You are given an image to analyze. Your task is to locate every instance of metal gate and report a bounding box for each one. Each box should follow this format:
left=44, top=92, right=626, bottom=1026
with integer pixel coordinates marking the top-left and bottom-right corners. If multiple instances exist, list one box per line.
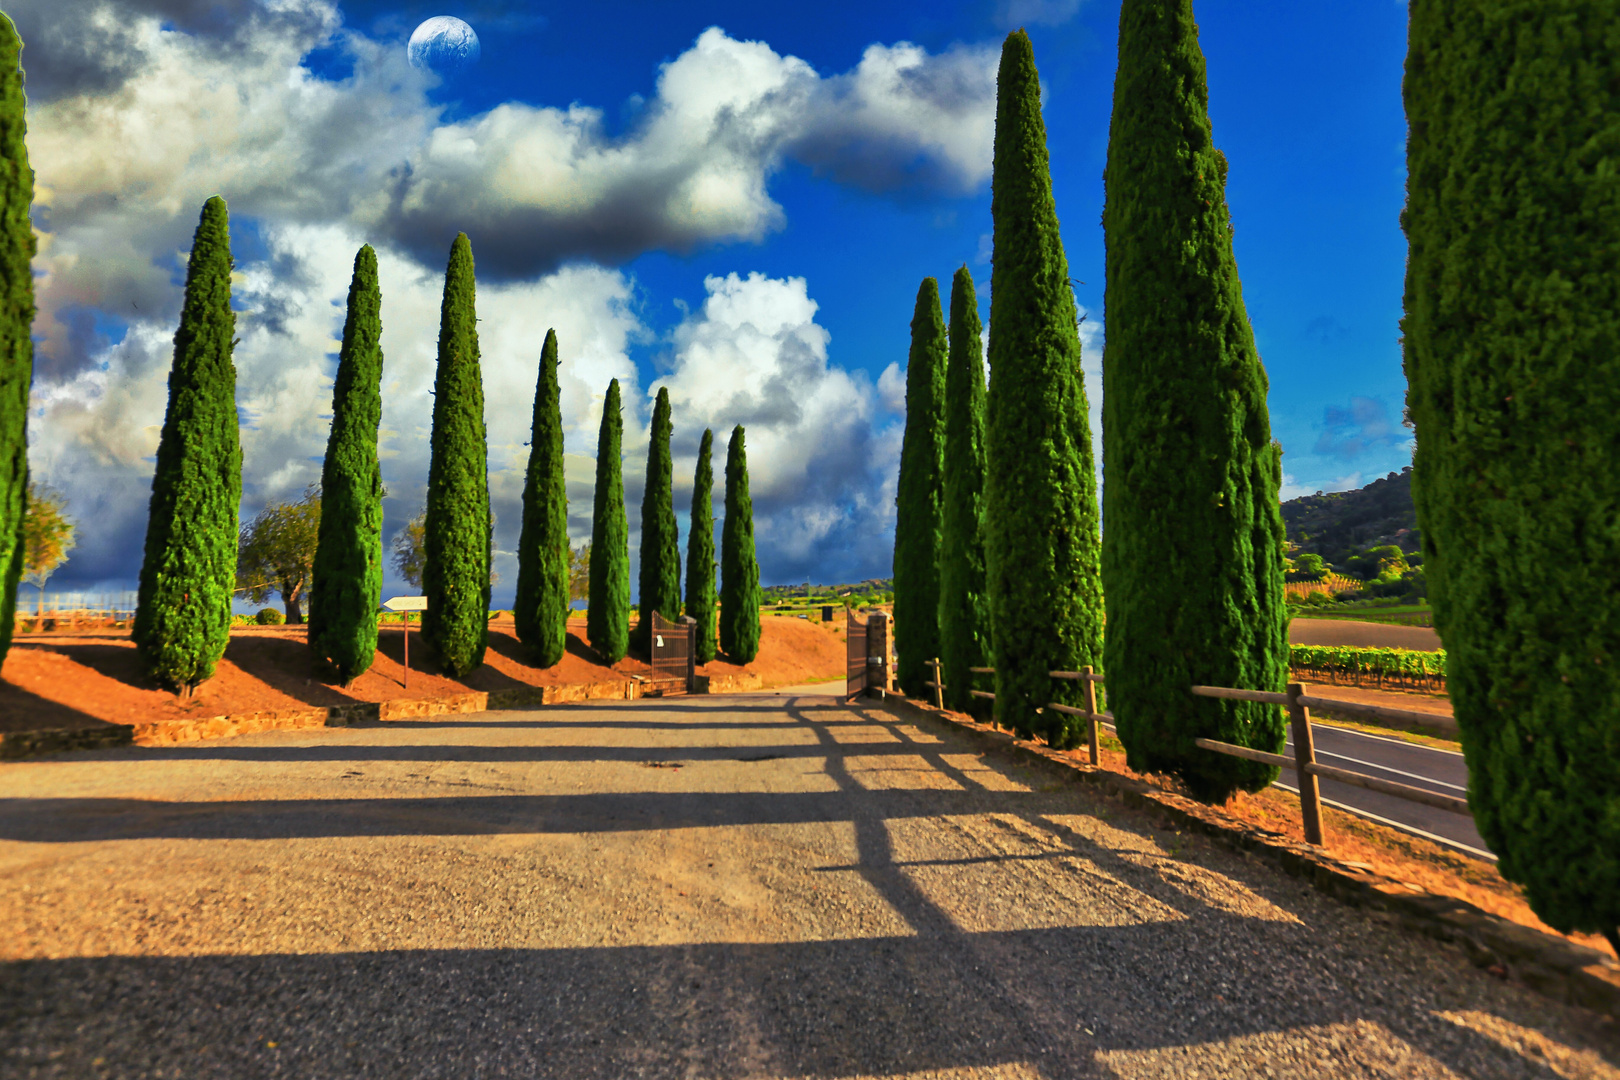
left=649, top=611, right=696, bottom=694
left=846, top=612, right=868, bottom=700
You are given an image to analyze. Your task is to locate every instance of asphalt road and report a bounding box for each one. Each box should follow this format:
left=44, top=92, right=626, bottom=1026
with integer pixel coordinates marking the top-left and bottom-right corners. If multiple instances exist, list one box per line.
left=1278, top=724, right=1488, bottom=859
left=2, top=689, right=1612, bottom=1079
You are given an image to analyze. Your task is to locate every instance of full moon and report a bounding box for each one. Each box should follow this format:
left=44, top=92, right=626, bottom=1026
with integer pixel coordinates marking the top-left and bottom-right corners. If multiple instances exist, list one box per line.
left=408, top=16, right=481, bottom=75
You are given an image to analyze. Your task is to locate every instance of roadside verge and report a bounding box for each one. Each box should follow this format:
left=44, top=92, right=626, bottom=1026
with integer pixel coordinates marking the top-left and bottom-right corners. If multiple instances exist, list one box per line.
left=867, top=689, right=1620, bottom=1021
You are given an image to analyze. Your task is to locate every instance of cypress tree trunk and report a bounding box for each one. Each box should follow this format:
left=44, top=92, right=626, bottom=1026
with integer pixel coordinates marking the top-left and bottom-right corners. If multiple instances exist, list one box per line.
left=719, top=425, right=760, bottom=663
left=983, top=31, right=1103, bottom=747
left=0, top=14, right=32, bottom=666
left=636, top=386, right=681, bottom=652
left=938, top=266, right=991, bottom=713
left=893, top=277, right=947, bottom=700
left=514, top=328, right=569, bottom=666
left=685, top=428, right=717, bottom=664
left=133, top=196, right=241, bottom=694
left=1099, top=0, right=1287, bottom=803
left=1404, top=0, right=1620, bottom=952
left=587, top=379, right=630, bottom=663
left=422, top=233, right=490, bottom=677
left=308, top=245, right=385, bottom=685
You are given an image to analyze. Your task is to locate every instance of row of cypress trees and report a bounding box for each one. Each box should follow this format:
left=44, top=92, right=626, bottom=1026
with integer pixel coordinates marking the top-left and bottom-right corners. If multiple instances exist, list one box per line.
left=893, top=4, right=1615, bottom=951
left=895, top=20, right=1284, bottom=784
left=85, top=190, right=759, bottom=691
left=583, top=377, right=760, bottom=666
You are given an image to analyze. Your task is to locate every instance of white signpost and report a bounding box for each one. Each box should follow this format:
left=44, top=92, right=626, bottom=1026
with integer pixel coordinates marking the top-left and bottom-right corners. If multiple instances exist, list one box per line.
left=382, top=596, right=428, bottom=688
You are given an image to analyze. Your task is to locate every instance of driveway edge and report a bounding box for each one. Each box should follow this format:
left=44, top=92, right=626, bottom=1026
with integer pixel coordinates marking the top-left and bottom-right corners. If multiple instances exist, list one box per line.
left=868, top=690, right=1620, bottom=1021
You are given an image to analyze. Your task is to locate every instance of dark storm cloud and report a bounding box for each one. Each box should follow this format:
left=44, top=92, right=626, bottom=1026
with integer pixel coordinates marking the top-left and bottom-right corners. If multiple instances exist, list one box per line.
left=7, top=0, right=335, bottom=102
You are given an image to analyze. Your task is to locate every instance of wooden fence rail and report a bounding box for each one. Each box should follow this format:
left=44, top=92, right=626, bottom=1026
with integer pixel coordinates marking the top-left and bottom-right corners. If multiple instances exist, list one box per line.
left=918, top=660, right=1472, bottom=849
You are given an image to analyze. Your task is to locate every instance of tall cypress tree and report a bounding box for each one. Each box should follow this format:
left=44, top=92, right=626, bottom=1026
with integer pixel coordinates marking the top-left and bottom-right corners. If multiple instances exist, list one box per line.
left=938, top=266, right=991, bottom=713
left=308, top=245, right=385, bottom=685
left=587, top=379, right=630, bottom=663
left=0, top=14, right=32, bottom=666
left=719, top=425, right=761, bottom=663
left=422, top=232, right=490, bottom=677
left=132, top=196, right=241, bottom=694
left=685, top=428, right=718, bottom=664
left=983, top=31, right=1103, bottom=747
left=893, top=277, right=947, bottom=700
left=1099, top=0, right=1286, bottom=803
left=636, top=386, right=681, bottom=652
left=514, top=328, right=569, bottom=666
left=1404, top=0, right=1620, bottom=954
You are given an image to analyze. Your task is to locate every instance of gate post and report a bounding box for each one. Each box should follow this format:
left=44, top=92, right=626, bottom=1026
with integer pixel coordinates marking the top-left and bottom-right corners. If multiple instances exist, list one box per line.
left=681, top=615, right=697, bottom=693
left=867, top=612, right=892, bottom=696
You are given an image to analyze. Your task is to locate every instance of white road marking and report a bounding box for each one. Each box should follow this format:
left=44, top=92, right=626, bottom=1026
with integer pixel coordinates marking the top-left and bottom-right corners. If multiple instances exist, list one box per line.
left=1274, top=782, right=1497, bottom=862
left=1311, top=721, right=1465, bottom=758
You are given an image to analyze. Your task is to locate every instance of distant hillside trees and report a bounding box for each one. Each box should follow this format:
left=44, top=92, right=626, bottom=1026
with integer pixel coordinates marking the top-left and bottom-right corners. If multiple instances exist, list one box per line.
left=637, top=387, right=681, bottom=651
left=983, top=31, right=1103, bottom=747
left=1281, top=467, right=1418, bottom=566
left=937, top=266, right=990, bottom=713
left=685, top=429, right=718, bottom=664
left=133, top=196, right=242, bottom=695
left=422, top=233, right=490, bottom=677
left=308, top=245, right=385, bottom=683
left=893, top=277, right=946, bottom=700
left=514, top=329, right=569, bottom=667
left=720, top=425, right=761, bottom=663
left=587, top=379, right=630, bottom=663
left=1100, top=0, right=1286, bottom=803
left=1403, top=0, right=1620, bottom=957
left=0, top=14, right=32, bottom=665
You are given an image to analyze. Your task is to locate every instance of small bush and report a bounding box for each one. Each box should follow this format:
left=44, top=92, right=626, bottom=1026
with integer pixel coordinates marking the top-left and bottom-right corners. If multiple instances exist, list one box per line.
left=255, top=608, right=285, bottom=625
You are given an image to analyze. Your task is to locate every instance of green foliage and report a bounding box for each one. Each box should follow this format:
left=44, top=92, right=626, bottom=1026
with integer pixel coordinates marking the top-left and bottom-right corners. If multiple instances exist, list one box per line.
left=1294, top=553, right=1327, bottom=580
left=719, top=425, right=761, bottom=663
left=238, top=486, right=321, bottom=624
left=20, top=483, right=74, bottom=613
left=893, top=277, right=947, bottom=699
left=938, top=266, right=991, bottom=713
left=685, top=428, right=718, bottom=664
left=391, top=510, right=426, bottom=590
left=308, top=246, right=385, bottom=682
left=422, top=233, right=490, bottom=677
left=514, top=329, right=570, bottom=666
left=569, top=542, right=590, bottom=603
left=637, top=386, right=681, bottom=651
left=587, top=379, right=630, bottom=663
left=1290, top=644, right=1446, bottom=686
left=1098, top=0, right=1287, bottom=802
left=983, top=31, right=1104, bottom=747
left=255, top=607, right=285, bottom=626
left=133, top=197, right=241, bottom=693
left=1403, top=0, right=1620, bottom=947
left=0, top=14, right=32, bottom=665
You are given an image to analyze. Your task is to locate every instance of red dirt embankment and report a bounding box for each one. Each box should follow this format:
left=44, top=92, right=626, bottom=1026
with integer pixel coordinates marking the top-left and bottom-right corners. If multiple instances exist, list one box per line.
left=0, top=615, right=846, bottom=734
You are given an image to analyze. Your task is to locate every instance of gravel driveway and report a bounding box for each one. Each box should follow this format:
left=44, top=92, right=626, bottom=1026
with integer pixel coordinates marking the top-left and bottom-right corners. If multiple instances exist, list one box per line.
left=2, top=688, right=1615, bottom=1079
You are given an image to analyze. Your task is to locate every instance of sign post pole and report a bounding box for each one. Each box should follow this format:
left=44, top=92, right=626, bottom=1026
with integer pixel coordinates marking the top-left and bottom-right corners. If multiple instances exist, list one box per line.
left=382, top=596, right=430, bottom=691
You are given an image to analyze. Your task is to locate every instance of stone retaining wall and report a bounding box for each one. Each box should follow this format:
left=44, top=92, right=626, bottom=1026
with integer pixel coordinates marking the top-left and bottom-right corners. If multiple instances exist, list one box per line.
left=869, top=690, right=1620, bottom=1021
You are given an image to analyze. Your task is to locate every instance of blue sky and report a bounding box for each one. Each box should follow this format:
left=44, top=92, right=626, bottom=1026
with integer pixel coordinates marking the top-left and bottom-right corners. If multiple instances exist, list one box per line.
left=14, top=0, right=1414, bottom=604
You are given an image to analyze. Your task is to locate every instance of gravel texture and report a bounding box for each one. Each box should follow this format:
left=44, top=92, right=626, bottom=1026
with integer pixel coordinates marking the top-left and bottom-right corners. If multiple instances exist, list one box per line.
left=1, top=688, right=1617, bottom=1079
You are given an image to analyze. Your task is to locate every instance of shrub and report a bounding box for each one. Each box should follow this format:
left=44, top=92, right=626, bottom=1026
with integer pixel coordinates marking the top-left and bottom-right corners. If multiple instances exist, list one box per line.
left=255, top=608, right=284, bottom=625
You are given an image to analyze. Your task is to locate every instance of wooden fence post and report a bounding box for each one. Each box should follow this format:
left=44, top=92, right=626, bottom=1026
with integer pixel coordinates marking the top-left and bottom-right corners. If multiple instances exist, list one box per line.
left=1082, top=666, right=1100, bottom=766
left=931, top=657, right=944, bottom=710
left=1288, top=681, right=1325, bottom=846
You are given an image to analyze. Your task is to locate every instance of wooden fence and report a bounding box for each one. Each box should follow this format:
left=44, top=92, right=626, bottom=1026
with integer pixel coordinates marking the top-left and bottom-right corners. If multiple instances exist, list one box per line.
left=920, top=660, right=1468, bottom=848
